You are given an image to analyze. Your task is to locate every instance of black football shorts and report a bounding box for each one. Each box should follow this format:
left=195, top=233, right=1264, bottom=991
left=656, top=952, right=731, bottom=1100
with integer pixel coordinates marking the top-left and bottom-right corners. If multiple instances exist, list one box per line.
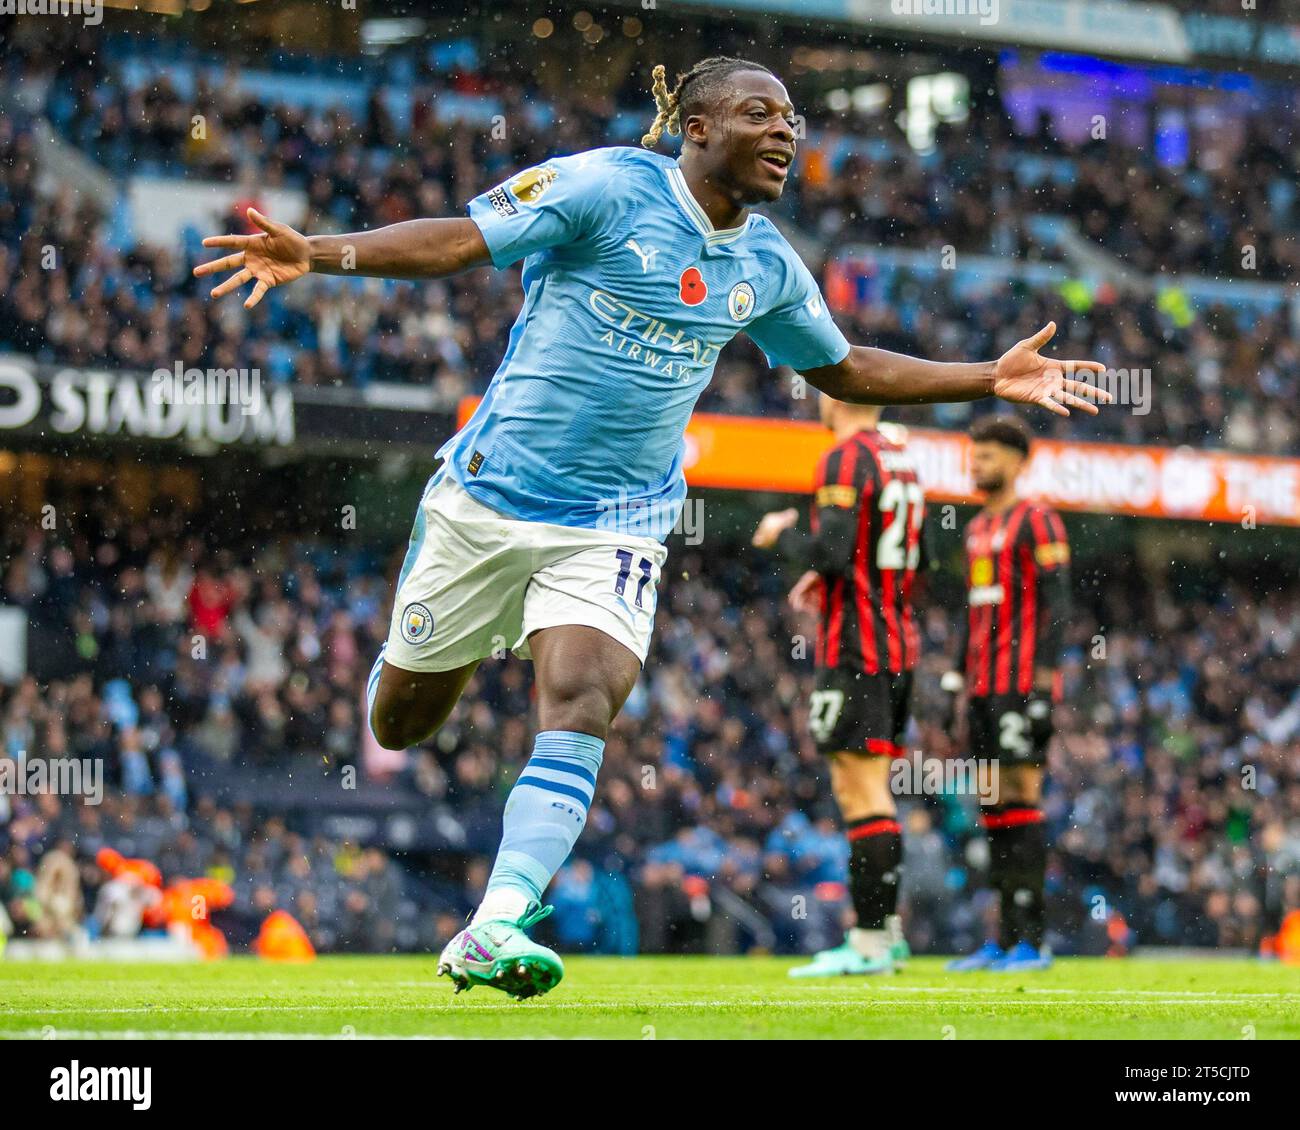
left=968, top=693, right=1053, bottom=768
left=810, top=667, right=913, bottom=757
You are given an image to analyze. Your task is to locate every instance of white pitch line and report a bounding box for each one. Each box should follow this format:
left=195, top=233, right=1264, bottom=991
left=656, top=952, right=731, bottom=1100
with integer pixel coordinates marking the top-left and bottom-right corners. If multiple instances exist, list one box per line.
left=0, top=1029, right=460, bottom=1041
left=867, top=986, right=1293, bottom=998
left=6, top=996, right=1290, bottom=1018
left=11, top=983, right=1290, bottom=1003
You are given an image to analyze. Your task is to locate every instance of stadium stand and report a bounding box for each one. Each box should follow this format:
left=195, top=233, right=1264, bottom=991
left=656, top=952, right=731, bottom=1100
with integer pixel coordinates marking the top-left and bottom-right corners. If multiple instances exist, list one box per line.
left=2, top=500, right=1297, bottom=955
left=2, top=20, right=1298, bottom=959
left=3, top=32, right=1298, bottom=452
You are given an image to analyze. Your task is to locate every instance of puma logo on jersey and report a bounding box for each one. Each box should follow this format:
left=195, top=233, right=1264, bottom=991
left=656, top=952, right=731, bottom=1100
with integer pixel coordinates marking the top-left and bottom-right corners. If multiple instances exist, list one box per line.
left=625, top=239, right=659, bottom=273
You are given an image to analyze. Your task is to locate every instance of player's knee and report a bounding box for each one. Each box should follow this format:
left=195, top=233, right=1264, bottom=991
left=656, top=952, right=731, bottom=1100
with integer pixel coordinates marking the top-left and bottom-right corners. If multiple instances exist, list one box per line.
left=1000, top=766, right=1042, bottom=806
left=369, top=666, right=468, bottom=750
left=369, top=701, right=433, bottom=751
left=369, top=711, right=407, bottom=751
left=831, top=754, right=895, bottom=818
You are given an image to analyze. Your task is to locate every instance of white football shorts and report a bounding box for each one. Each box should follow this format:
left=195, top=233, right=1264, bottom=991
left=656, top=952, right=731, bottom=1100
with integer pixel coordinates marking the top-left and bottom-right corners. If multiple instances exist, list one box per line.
left=381, top=473, right=667, bottom=672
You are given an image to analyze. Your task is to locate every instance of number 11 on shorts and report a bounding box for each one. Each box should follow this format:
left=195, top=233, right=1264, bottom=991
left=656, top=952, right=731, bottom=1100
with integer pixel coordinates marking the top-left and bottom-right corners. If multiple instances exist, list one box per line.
left=614, top=549, right=653, bottom=608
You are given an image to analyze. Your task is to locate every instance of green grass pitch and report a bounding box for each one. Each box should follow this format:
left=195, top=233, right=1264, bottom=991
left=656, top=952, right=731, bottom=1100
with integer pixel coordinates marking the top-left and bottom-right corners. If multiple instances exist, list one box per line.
left=2, top=956, right=1297, bottom=1040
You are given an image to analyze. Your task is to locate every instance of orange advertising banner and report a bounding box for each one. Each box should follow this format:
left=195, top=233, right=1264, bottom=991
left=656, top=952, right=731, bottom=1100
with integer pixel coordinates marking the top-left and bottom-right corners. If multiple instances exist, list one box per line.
left=456, top=399, right=1300, bottom=526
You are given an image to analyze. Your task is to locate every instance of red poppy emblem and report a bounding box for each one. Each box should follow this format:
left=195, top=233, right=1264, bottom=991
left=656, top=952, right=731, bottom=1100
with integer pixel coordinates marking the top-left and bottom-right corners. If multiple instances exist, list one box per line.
left=679, top=266, right=708, bottom=306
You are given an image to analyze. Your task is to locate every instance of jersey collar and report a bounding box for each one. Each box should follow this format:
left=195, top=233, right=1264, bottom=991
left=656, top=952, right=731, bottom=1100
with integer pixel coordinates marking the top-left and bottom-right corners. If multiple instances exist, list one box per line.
left=666, top=165, right=752, bottom=247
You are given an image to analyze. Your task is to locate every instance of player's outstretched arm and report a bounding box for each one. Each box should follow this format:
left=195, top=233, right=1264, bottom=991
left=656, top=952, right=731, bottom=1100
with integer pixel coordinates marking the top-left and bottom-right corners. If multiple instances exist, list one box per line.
left=801, top=322, right=1111, bottom=417
left=193, top=208, right=491, bottom=309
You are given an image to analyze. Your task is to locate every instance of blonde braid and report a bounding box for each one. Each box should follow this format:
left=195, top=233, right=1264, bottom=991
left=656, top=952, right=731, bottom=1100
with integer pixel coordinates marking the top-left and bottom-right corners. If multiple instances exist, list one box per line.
left=640, top=63, right=683, bottom=149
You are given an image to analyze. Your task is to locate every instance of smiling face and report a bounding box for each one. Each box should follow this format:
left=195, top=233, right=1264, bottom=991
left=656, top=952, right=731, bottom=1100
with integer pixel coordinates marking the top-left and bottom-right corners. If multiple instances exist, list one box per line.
left=681, top=69, right=796, bottom=205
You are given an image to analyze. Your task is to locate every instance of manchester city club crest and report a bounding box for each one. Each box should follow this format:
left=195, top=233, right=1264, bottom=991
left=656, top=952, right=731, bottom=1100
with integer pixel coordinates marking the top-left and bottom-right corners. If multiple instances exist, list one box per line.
left=400, top=602, right=435, bottom=645
left=727, top=281, right=756, bottom=322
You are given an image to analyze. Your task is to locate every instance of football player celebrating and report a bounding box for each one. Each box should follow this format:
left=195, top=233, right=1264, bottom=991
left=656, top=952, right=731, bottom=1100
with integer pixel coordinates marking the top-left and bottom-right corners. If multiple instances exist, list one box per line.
left=196, top=58, right=1107, bottom=998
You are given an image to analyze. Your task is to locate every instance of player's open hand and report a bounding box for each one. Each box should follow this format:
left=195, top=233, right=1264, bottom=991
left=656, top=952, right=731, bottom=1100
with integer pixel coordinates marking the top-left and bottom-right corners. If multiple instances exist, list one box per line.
left=192, top=208, right=311, bottom=309
left=993, top=322, right=1111, bottom=417
left=787, top=569, right=823, bottom=615
left=752, top=507, right=798, bottom=549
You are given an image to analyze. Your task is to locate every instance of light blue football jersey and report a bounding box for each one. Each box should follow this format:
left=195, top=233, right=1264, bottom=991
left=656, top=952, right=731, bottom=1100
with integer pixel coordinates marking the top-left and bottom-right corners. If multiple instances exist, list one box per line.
left=440, top=146, right=850, bottom=541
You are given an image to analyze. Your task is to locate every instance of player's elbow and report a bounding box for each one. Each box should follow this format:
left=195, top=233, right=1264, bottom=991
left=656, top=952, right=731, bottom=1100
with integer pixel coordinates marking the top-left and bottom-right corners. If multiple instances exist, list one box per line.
left=800, top=357, right=852, bottom=400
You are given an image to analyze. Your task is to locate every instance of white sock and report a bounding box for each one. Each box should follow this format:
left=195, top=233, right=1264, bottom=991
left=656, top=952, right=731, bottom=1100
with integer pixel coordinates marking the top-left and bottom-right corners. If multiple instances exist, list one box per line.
left=848, top=927, right=890, bottom=960
left=471, top=888, right=530, bottom=926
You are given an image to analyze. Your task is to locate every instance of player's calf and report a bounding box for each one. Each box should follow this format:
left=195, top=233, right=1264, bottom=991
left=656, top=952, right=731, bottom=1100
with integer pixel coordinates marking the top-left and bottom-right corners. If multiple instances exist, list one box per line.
left=464, top=627, right=635, bottom=929
left=441, top=625, right=641, bottom=998
left=826, top=750, right=908, bottom=968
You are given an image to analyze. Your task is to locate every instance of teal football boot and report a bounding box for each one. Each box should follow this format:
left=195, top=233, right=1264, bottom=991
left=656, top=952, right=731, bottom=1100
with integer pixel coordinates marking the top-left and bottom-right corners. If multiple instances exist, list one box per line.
left=886, top=915, right=911, bottom=966
left=789, top=938, right=895, bottom=977
left=437, top=902, right=563, bottom=1000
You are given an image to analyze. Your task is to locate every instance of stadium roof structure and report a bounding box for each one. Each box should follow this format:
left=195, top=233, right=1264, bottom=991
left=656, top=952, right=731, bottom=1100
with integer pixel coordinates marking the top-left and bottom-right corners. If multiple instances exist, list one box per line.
left=599, top=0, right=1300, bottom=74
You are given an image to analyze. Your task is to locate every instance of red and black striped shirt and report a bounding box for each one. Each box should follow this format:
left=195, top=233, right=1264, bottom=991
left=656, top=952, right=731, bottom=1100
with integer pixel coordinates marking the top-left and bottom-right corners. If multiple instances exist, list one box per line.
left=959, top=500, right=1070, bottom=697
left=801, top=428, right=927, bottom=676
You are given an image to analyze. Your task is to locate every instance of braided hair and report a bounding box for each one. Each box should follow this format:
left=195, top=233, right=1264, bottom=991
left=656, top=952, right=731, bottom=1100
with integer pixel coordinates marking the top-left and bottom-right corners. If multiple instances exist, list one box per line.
left=640, top=56, right=775, bottom=149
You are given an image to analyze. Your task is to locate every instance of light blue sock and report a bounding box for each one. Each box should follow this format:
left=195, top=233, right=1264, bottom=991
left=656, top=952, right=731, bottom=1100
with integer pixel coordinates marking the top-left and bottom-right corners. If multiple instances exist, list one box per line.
left=478, top=731, right=605, bottom=917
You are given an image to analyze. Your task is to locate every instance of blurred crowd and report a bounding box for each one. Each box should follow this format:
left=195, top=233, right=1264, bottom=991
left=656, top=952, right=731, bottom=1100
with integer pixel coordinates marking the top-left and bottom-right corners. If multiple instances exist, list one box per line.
left=1, top=32, right=1298, bottom=452
left=0, top=804, right=426, bottom=956
left=2, top=25, right=1298, bottom=958
left=2, top=500, right=1298, bottom=956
